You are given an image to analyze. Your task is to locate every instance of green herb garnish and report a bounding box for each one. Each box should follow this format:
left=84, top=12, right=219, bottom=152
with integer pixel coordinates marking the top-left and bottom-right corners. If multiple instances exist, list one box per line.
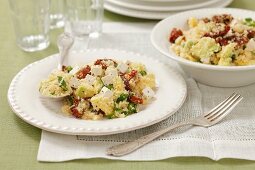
left=244, top=18, right=255, bottom=27
left=140, top=70, right=147, bottom=76
left=57, top=76, right=68, bottom=91
left=116, top=93, right=129, bottom=103
left=114, top=107, right=129, bottom=116
left=106, top=84, right=114, bottom=90
left=128, top=103, right=137, bottom=114
left=106, top=113, right=116, bottom=119
left=50, top=91, right=55, bottom=95
left=67, top=96, right=74, bottom=105
left=231, top=54, right=236, bottom=60
left=66, top=66, right=73, bottom=73
left=245, top=18, right=253, bottom=22
left=114, top=107, right=122, bottom=112
left=122, top=111, right=128, bottom=115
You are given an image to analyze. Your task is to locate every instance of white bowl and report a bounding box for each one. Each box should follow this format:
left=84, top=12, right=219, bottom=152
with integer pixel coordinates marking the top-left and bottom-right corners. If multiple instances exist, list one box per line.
left=151, top=8, right=255, bottom=87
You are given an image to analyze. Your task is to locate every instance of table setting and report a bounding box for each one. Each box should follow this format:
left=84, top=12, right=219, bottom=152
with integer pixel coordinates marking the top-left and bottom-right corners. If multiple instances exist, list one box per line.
left=2, top=0, right=255, bottom=169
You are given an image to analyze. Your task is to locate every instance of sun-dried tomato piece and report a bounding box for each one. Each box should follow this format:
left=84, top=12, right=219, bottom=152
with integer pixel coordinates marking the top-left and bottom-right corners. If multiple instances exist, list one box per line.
left=121, top=70, right=138, bottom=91
left=169, top=28, right=183, bottom=43
left=234, top=36, right=249, bottom=46
left=129, top=96, right=143, bottom=104
left=216, top=37, right=229, bottom=46
left=204, top=25, right=230, bottom=39
left=94, top=59, right=107, bottom=69
left=73, top=98, right=80, bottom=107
left=212, top=14, right=233, bottom=24
left=94, top=59, right=101, bottom=65
left=123, top=79, right=131, bottom=91
left=76, top=65, right=91, bottom=79
left=108, top=59, right=118, bottom=67
left=203, top=33, right=211, bottom=38
left=120, top=73, right=132, bottom=91
left=61, top=65, right=66, bottom=72
left=216, top=34, right=249, bottom=47
left=202, top=18, right=210, bottom=23
left=70, top=107, right=83, bottom=118
left=247, top=30, right=255, bottom=39
left=219, top=25, right=230, bottom=36
left=124, top=70, right=137, bottom=81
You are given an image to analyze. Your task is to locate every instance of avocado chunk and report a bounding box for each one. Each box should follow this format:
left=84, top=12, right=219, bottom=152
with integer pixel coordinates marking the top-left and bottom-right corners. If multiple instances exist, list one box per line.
left=218, top=43, right=236, bottom=66
left=75, top=84, right=96, bottom=98
left=191, top=37, right=221, bottom=63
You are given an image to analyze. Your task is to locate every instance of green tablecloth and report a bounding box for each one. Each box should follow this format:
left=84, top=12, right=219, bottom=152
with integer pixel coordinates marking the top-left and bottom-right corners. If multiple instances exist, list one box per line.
left=1, top=0, right=255, bottom=169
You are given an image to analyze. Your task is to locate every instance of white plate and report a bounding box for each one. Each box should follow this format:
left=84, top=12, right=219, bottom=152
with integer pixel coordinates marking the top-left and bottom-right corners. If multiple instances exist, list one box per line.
left=106, top=0, right=219, bottom=12
left=104, top=0, right=233, bottom=20
left=8, top=49, right=187, bottom=135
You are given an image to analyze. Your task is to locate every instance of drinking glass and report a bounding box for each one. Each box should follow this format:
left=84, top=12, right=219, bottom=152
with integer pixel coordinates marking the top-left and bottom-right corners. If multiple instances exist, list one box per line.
left=50, top=0, right=66, bottom=29
left=66, top=0, right=104, bottom=39
left=9, top=0, right=50, bottom=52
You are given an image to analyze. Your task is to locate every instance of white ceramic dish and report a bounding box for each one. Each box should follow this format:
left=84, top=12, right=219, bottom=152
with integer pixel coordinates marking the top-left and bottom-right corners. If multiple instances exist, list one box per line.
left=151, top=8, right=255, bottom=87
left=104, top=0, right=232, bottom=20
left=106, top=0, right=219, bottom=12
left=8, top=49, right=187, bottom=135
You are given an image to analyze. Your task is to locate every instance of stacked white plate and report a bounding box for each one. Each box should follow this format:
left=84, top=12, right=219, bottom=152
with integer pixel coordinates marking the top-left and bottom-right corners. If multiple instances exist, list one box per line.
left=104, top=0, right=233, bottom=20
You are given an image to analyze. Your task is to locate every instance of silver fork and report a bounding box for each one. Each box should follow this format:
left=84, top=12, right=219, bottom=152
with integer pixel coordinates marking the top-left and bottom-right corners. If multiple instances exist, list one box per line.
left=107, top=92, right=243, bottom=156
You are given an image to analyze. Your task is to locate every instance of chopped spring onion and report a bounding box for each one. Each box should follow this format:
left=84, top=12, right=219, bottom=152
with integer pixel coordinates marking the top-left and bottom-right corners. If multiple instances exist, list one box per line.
left=116, top=93, right=129, bottom=103
left=57, top=76, right=68, bottom=91
left=244, top=18, right=255, bottom=27
left=106, top=84, right=114, bottom=90
left=140, top=70, right=147, bottom=76
left=66, top=66, right=73, bottom=73
left=128, top=103, right=137, bottom=114
left=245, top=18, right=252, bottom=22
left=67, top=96, right=74, bottom=105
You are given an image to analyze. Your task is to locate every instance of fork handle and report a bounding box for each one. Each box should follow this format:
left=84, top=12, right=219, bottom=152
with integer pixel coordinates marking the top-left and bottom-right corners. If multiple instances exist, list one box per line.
left=106, top=121, right=191, bottom=156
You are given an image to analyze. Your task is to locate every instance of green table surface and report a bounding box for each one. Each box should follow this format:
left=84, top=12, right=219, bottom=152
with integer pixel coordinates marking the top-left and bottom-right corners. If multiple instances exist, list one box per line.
left=1, top=0, right=255, bottom=169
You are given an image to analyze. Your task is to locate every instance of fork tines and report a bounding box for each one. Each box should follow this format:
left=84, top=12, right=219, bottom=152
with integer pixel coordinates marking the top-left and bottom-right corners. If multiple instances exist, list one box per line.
left=204, top=93, right=243, bottom=122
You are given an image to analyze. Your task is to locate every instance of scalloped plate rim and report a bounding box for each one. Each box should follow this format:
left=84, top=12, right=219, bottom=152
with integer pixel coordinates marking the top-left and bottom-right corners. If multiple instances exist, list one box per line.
left=7, top=48, right=187, bottom=136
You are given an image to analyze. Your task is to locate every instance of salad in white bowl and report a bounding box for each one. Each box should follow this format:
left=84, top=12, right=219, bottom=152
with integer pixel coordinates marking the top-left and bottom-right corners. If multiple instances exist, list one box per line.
left=151, top=8, right=255, bottom=87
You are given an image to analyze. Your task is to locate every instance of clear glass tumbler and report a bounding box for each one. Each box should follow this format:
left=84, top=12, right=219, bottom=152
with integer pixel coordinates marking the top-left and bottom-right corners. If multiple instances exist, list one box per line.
left=50, top=0, right=66, bottom=29
left=66, top=0, right=104, bottom=39
left=9, top=0, right=50, bottom=52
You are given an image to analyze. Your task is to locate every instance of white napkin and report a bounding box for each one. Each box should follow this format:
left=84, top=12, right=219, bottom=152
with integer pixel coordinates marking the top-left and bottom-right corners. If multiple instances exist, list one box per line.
left=38, top=23, right=255, bottom=162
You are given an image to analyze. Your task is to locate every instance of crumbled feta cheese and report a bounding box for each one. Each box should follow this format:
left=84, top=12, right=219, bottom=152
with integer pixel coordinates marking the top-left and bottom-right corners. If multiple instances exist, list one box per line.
left=124, top=60, right=131, bottom=65
left=142, top=87, right=155, bottom=99
left=69, top=77, right=81, bottom=88
left=225, top=29, right=234, bottom=37
left=117, top=62, right=128, bottom=73
left=84, top=75, right=96, bottom=85
left=91, top=65, right=103, bottom=76
left=155, top=80, right=159, bottom=88
left=101, top=75, right=114, bottom=85
left=100, top=87, right=113, bottom=98
left=230, top=19, right=239, bottom=27
left=105, top=67, right=118, bottom=77
left=104, top=60, right=115, bottom=67
left=69, top=66, right=80, bottom=75
left=100, top=87, right=108, bottom=93
left=201, top=57, right=210, bottom=64
left=246, top=38, right=255, bottom=51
